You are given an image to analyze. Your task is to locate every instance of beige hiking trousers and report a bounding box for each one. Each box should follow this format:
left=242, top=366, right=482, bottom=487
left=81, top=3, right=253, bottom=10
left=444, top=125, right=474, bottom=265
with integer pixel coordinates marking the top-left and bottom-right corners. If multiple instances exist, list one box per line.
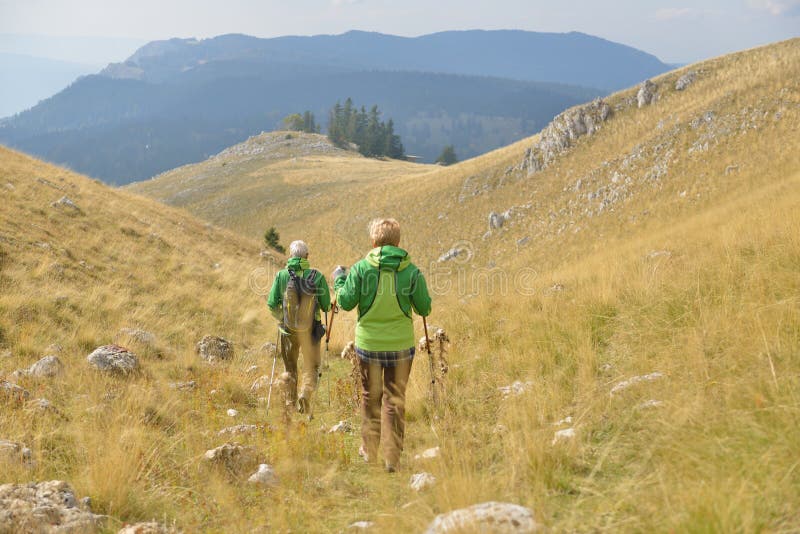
left=280, top=329, right=321, bottom=405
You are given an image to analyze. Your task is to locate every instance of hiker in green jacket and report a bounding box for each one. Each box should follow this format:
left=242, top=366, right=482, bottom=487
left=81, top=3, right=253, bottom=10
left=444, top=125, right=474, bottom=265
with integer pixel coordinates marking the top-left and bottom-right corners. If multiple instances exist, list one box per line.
left=268, top=240, right=331, bottom=415
left=333, top=218, right=432, bottom=472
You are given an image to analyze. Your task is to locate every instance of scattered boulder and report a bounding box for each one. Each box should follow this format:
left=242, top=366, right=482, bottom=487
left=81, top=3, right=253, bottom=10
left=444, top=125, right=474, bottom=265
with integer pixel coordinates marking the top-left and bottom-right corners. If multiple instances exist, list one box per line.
left=203, top=443, right=258, bottom=472
left=610, top=372, right=665, bottom=396
left=414, top=447, right=441, bottom=461
left=50, top=196, right=82, bottom=213
left=340, top=341, right=356, bottom=360
left=218, top=424, right=258, bottom=436
left=0, top=439, right=32, bottom=464
left=409, top=472, right=436, bottom=491
left=348, top=521, right=375, bottom=530
left=196, top=336, right=233, bottom=363
left=637, top=80, right=658, bottom=108
left=328, top=420, right=352, bottom=434
left=0, top=380, right=30, bottom=403
left=118, top=522, right=179, bottom=534
left=247, top=464, right=278, bottom=487
left=488, top=211, right=511, bottom=230
left=521, top=99, right=611, bottom=175
left=551, top=428, right=576, bottom=446
left=497, top=380, right=533, bottom=399
left=168, top=380, right=196, bottom=391
left=424, top=502, right=539, bottom=533
left=675, top=71, right=696, bottom=91
left=0, top=480, right=104, bottom=532
left=86, top=345, right=139, bottom=375
left=26, top=355, right=65, bottom=378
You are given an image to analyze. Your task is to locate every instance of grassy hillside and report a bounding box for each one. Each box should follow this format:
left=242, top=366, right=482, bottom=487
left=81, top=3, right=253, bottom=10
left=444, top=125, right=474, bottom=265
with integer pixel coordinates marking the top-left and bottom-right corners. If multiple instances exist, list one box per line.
left=3, top=38, right=800, bottom=532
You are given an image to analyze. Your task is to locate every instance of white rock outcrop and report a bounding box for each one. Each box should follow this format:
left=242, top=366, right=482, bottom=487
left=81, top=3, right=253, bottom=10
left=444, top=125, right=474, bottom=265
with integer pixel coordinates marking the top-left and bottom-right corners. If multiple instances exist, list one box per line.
left=196, top=335, right=233, bottom=362
left=87, top=345, right=139, bottom=374
left=247, top=464, right=279, bottom=487
left=424, top=502, right=539, bottom=533
left=637, top=80, right=658, bottom=107
left=0, top=480, right=105, bottom=532
left=409, top=472, right=436, bottom=491
left=610, top=372, right=665, bottom=396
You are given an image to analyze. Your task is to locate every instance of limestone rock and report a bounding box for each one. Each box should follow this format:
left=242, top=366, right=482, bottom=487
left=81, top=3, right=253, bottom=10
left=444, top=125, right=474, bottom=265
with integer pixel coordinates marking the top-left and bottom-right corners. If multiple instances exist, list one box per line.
left=118, top=522, right=179, bottom=534
left=0, top=439, right=32, bottom=463
left=203, top=443, right=258, bottom=471
left=86, top=345, right=139, bottom=374
left=0, top=480, right=105, bottom=532
left=637, top=80, right=658, bottom=108
left=551, top=428, right=576, bottom=445
left=675, top=71, right=697, bottom=91
left=27, top=355, right=65, bottom=378
left=497, top=380, right=533, bottom=399
left=414, top=446, right=440, bottom=461
left=488, top=210, right=510, bottom=230
left=218, top=424, right=258, bottom=436
left=50, top=196, right=81, bottom=212
left=196, top=335, right=233, bottom=363
left=424, top=502, right=539, bottom=533
left=0, top=380, right=31, bottom=402
left=610, top=372, right=665, bottom=396
left=521, top=99, right=611, bottom=175
left=168, top=380, right=196, bottom=391
left=226, top=408, right=239, bottom=417
left=247, top=464, right=278, bottom=487
left=409, top=472, right=436, bottom=491
left=328, top=420, right=352, bottom=434
left=348, top=521, right=375, bottom=530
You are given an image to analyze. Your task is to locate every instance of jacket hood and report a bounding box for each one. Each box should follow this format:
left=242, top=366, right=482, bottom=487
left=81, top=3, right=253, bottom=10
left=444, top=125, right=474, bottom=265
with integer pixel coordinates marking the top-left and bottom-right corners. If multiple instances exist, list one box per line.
left=286, top=257, right=310, bottom=271
left=365, top=246, right=411, bottom=271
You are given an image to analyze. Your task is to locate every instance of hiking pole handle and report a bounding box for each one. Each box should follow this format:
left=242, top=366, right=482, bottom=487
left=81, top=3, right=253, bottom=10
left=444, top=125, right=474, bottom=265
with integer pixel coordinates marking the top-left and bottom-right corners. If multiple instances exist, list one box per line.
left=423, top=316, right=432, bottom=355
left=325, top=300, right=338, bottom=344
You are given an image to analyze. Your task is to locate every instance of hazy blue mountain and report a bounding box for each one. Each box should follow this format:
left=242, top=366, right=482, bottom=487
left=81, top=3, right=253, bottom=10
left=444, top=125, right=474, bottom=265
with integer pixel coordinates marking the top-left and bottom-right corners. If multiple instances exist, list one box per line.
left=0, top=53, right=99, bottom=118
left=0, top=30, right=670, bottom=184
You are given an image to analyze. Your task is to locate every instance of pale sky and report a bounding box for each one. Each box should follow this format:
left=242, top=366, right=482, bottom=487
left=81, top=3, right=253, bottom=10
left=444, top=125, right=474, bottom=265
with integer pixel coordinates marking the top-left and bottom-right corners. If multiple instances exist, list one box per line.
left=0, top=0, right=798, bottom=64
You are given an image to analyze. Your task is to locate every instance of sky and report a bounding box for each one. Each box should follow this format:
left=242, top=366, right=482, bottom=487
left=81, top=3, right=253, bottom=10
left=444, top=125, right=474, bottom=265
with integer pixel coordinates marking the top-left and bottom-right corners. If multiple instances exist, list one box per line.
left=0, top=0, right=798, bottom=64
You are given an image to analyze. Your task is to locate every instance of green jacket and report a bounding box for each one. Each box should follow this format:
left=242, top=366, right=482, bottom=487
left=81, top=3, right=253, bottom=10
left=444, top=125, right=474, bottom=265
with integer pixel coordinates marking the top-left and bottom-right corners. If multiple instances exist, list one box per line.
left=268, top=257, right=331, bottom=322
left=334, top=246, right=432, bottom=351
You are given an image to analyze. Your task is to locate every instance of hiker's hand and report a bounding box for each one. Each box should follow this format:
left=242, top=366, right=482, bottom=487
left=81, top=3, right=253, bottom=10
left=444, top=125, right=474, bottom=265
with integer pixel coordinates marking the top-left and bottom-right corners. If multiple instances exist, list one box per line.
left=332, top=265, right=347, bottom=281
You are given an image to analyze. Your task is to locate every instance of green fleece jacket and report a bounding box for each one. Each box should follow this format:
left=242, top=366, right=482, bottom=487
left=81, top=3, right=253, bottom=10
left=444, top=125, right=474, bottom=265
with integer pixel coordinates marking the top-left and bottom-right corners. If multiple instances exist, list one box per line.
left=267, top=257, right=331, bottom=322
left=334, top=246, right=432, bottom=351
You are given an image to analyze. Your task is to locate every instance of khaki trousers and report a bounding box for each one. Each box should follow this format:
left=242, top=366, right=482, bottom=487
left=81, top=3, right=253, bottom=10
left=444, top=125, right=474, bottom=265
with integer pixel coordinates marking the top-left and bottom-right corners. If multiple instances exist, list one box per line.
left=280, top=329, right=321, bottom=405
left=359, top=358, right=413, bottom=468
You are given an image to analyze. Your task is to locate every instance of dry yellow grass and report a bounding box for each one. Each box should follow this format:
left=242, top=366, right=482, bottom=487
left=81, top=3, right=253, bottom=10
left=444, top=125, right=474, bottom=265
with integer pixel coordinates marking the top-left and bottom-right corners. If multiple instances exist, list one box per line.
left=1, top=38, right=799, bottom=532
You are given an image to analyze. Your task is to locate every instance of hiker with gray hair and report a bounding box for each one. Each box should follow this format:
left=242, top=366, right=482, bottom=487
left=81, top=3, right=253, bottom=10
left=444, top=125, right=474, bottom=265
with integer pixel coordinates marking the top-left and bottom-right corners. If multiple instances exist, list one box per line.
left=267, top=240, right=331, bottom=415
left=332, top=218, right=432, bottom=472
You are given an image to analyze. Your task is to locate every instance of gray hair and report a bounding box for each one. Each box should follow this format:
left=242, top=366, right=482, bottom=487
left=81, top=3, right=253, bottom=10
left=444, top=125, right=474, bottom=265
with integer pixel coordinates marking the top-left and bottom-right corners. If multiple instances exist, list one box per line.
left=289, top=240, right=309, bottom=258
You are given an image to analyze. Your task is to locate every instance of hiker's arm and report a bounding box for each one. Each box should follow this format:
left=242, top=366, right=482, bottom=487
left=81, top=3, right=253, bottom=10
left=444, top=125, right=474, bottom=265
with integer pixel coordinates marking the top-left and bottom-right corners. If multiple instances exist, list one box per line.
left=316, top=273, right=331, bottom=313
left=334, top=266, right=360, bottom=311
left=266, top=272, right=283, bottom=320
left=411, top=271, right=432, bottom=317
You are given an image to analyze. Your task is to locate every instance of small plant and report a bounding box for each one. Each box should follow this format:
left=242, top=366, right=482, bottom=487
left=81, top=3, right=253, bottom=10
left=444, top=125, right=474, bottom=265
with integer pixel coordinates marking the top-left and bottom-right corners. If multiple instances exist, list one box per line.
left=264, top=226, right=286, bottom=254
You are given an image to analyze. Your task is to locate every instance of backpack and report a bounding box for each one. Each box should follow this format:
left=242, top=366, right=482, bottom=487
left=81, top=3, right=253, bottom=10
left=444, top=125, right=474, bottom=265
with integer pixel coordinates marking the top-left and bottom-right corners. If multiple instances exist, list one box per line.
left=282, top=269, right=318, bottom=332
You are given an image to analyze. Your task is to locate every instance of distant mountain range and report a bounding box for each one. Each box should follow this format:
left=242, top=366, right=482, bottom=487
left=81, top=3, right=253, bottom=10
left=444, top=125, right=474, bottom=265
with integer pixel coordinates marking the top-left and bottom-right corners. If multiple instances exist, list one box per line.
left=0, top=30, right=672, bottom=185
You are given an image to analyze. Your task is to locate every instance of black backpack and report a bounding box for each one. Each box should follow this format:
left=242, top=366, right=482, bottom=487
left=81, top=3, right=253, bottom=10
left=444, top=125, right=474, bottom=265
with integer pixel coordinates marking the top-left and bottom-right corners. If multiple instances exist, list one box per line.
left=282, top=269, right=318, bottom=332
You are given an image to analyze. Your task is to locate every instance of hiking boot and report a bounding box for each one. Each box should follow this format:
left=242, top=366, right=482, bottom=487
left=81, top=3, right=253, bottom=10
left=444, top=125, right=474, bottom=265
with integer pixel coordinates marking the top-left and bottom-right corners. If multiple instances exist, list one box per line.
left=297, top=396, right=310, bottom=414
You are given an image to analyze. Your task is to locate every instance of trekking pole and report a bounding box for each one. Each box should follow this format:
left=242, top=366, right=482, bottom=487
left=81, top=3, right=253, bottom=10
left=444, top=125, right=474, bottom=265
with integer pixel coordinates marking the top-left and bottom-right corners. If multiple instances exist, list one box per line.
left=324, top=301, right=338, bottom=407
left=266, top=327, right=280, bottom=417
left=423, top=316, right=438, bottom=407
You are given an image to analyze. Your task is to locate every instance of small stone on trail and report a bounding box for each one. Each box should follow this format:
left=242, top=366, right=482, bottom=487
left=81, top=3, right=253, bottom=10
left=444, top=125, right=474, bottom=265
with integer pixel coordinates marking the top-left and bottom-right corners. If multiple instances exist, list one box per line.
left=218, top=424, right=258, bottom=436
left=610, top=372, right=665, bottom=396
left=0, top=439, right=32, bottom=463
left=348, top=521, right=375, bottom=530
left=203, top=443, right=258, bottom=471
left=118, top=521, right=179, bottom=534
left=196, top=335, right=234, bottom=362
left=497, top=380, right=533, bottom=399
left=553, top=416, right=573, bottom=426
left=226, top=408, right=238, bottom=417
left=328, top=420, right=352, bottom=434
left=169, top=380, right=196, bottom=391
left=551, top=428, right=576, bottom=446
left=414, top=446, right=440, bottom=461
left=27, top=355, right=64, bottom=377
left=424, top=501, right=539, bottom=533
left=247, top=463, right=278, bottom=487
left=409, top=472, right=436, bottom=491
left=0, top=380, right=31, bottom=402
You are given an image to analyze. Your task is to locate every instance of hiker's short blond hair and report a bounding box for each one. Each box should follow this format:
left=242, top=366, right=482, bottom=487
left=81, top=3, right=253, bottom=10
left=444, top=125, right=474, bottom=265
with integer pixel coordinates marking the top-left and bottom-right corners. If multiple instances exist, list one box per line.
left=369, top=218, right=401, bottom=247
